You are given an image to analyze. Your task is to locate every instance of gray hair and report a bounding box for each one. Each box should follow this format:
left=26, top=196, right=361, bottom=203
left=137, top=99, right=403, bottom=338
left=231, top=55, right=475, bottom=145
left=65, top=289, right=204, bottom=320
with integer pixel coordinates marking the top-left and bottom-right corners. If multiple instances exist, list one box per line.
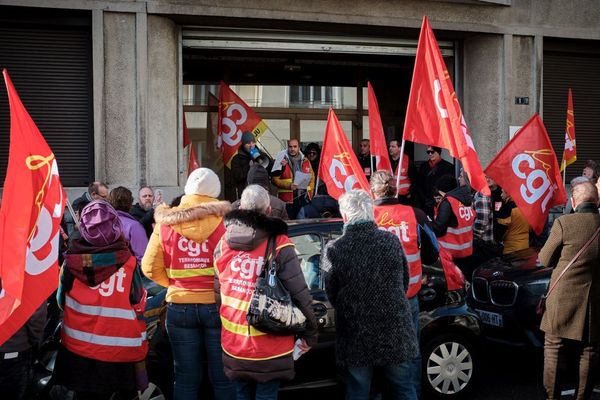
left=338, top=189, right=374, bottom=224
left=240, top=184, right=270, bottom=213
left=572, top=181, right=598, bottom=207
left=570, top=176, right=591, bottom=187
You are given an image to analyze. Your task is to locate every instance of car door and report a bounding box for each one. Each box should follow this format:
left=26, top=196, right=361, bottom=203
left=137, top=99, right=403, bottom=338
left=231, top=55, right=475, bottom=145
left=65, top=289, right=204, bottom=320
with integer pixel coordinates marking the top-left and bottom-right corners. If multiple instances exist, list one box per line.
left=284, top=231, right=338, bottom=389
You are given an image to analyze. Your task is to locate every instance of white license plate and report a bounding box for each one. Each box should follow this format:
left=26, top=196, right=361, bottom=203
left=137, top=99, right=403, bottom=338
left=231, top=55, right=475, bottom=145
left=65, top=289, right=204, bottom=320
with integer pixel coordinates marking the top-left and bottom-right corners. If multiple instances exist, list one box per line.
left=475, top=309, right=503, bottom=327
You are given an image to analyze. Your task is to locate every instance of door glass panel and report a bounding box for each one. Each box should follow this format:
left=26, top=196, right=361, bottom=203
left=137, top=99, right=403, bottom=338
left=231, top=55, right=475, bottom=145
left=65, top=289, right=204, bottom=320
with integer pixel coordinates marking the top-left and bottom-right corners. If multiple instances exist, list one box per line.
left=259, top=119, right=290, bottom=156
left=290, top=234, right=322, bottom=290
left=300, top=120, right=353, bottom=147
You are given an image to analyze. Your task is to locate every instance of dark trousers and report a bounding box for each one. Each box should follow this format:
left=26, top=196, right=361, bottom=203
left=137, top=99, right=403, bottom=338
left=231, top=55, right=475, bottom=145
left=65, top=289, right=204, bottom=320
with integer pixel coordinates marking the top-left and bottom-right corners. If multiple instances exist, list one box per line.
left=543, top=333, right=599, bottom=400
left=0, top=349, right=32, bottom=400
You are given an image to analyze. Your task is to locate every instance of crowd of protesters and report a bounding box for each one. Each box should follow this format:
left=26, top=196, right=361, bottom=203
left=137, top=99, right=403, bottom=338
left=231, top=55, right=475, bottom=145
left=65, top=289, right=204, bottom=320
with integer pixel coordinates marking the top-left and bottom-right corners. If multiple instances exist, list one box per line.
left=3, top=130, right=600, bottom=400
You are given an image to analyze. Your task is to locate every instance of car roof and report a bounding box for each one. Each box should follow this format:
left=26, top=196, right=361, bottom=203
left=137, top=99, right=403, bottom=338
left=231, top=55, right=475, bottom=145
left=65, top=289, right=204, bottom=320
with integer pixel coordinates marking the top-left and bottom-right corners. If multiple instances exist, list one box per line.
left=286, top=218, right=344, bottom=235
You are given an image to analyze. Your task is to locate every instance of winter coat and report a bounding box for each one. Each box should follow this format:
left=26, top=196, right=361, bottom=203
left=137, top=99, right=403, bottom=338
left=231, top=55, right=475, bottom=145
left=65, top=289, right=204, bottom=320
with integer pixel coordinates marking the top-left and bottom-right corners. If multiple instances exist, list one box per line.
left=141, top=195, right=231, bottom=304
left=322, top=221, right=418, bottom=368
left=130, top=203, right=154, bottom=238
left=213, top=209, right=317, bottom=382
left=539, top=202, right=600, bottom=342
left=231, top=165, right=289, bottom=219
left=231, top=148, right=253, bottom=199
left=432, top=184, right=473, bottom=237
left=416, top=158, right=455, bottom=215
left=496, top=204, right=530, bottom=255
left=116, top=210, right=149, bottom=265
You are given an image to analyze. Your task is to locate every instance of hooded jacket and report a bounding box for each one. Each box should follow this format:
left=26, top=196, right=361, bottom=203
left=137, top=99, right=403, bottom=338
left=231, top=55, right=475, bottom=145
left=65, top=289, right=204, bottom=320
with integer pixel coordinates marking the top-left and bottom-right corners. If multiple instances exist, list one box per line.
left=432, top=184, right=473, bottom=237
left=141, top=194, right=231, bottom=304
left=231, top=165, right=289, bottom=220
left=213, top=209, right=317, bottom=382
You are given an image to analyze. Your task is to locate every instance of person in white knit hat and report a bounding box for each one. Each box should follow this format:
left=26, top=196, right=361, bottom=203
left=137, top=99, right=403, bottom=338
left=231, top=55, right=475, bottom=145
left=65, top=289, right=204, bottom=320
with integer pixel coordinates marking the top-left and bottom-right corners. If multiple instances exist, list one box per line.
left=142, top=168, right=234, bottom=400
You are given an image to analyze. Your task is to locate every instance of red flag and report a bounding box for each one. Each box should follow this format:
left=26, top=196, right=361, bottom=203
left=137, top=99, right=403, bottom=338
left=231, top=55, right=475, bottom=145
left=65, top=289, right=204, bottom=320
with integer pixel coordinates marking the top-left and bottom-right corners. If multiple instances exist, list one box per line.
left=218, top=82, right=269, bottom=168
left=403, top=16, right=489, bottom=196
left=188, top=145, right=200, bottom=176
left=183, top=112, right=191, bottom=148
left=485, top=114, right=567, bottom=235
left=367, top=82, right=392, bottom=173
left=318, top=109, right=371, bottom=200
left=560, top=88, right=576, bottom=171
left=0, top=69, right=66, bottom=345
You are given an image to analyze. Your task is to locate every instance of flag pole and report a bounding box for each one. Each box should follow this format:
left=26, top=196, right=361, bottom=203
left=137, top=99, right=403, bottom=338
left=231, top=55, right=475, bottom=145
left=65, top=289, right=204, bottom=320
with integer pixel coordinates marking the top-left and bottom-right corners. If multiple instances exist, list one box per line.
left=396, top=139, right=407, bottom=197
left=562, top=160, right=567, bottom=187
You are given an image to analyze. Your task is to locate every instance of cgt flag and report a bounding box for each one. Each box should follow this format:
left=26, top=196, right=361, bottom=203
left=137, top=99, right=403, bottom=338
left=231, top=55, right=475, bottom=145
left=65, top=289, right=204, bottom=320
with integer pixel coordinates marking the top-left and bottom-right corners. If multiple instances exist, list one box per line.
left=319, top=109, right=370, bottom=200
left=218, top=82, right=269, bottom=168
left=403, top=16, right=489, bottom=196
left=560, top=88, right=576, bottom=172
left=367, top=82, right=392, bottom=173
left=0, top=69, right=66, bottom=345
left=485, top=114, right=567, bottom=235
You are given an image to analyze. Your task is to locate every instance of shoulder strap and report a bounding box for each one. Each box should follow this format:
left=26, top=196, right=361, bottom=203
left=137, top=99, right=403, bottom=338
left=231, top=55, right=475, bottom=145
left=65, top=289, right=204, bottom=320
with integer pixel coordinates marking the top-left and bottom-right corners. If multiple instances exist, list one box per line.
left=546, top=225, right=600, bottom=299
left=262, top=236, right=278, bottom=276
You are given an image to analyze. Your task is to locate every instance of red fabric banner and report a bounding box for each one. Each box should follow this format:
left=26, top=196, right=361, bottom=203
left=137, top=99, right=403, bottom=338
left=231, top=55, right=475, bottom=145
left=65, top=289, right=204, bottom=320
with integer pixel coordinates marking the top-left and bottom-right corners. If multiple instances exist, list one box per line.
left=403, top=16, right=489, bottom=196
left=367, top=82, right=392, bottom=173
left=217, top=82, right=269, bottom=168
left=485, top=114, right=567, bottom=235
left=0, top=69, right=66, bottom=345
left=318, top=109, right=371, bottom=200
left=188, top=145, right=200, bottom=176
left=183, top=112, right=191, bottom=148
left=560, top=88, right=576, bottom=171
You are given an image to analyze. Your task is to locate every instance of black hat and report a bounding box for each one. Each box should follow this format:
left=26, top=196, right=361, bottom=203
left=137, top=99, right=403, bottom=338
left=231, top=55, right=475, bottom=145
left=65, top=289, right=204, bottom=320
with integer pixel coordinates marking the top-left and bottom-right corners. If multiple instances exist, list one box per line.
left=434, top=175, right=457, bottom=194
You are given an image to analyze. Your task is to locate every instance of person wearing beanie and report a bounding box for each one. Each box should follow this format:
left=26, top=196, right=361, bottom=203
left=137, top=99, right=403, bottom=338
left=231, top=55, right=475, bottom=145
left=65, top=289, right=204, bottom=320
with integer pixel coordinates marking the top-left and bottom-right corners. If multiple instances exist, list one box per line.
left=230, top=131, right=271, bottom=200
left=53, top=200, right=148, bottom=399
left=142, top=168, right=235, bottom=400
left=231, top=164, right=289, bottom=219
left=416, top=146, right=454, bottom=217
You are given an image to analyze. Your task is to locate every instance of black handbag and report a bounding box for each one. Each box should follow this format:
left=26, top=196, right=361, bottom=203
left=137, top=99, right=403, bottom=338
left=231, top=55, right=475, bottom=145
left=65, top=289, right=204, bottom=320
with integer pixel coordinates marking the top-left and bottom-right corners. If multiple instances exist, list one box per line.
left=246, top=236, right=307, bottom=335
left=536, top=226, right=600, bottom=317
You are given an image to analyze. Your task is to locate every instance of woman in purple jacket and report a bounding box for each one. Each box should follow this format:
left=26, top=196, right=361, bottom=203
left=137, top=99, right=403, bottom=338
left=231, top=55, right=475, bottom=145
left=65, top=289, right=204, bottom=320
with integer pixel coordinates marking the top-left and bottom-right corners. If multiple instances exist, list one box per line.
left=109, top=187, right=149, bottom=265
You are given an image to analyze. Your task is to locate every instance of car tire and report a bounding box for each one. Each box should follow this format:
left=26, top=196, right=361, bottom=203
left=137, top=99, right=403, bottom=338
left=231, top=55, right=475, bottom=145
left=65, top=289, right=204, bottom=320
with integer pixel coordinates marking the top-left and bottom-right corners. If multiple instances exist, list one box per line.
left=422, top=333, right=478, bottom=399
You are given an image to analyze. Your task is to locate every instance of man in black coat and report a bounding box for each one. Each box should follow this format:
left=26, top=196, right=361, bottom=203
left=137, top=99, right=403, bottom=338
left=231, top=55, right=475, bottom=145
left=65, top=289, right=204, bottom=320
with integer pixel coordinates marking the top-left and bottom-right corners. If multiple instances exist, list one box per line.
left=130, top=186, right=159, bottom=238
left=416, top=146, right=454, bottom=217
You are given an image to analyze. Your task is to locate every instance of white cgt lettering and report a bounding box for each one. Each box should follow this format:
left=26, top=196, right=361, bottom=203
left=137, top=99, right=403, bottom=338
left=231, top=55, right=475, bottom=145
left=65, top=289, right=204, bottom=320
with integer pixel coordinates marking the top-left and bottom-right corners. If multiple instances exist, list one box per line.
left=221, top=103, right=248, bottom=146
left=329, top=158, right=359, bottom=192
left=379, top=222, right=410, bottom=242
left=177, top=237, right=208, bottom=257
left=511, top=153, right=555, bottom=212
left=230, top=254, right=265, bottom=280
left=458, top=206, right=474, bottom=221
left=25, top=160, right=63, bottom=276
left=93, top=268, right=127, bottom=297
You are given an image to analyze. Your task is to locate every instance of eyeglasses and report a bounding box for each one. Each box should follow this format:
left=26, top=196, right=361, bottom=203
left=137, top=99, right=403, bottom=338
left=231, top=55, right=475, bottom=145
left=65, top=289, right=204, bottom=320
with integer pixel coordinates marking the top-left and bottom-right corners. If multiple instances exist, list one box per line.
left=426, top=150, right=436, bottom=154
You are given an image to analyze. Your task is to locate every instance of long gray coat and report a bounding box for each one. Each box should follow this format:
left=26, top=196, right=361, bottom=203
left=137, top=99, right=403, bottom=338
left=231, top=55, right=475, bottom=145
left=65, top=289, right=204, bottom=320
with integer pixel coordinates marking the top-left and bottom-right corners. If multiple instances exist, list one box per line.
left=539, top=203, right=600, bottom=342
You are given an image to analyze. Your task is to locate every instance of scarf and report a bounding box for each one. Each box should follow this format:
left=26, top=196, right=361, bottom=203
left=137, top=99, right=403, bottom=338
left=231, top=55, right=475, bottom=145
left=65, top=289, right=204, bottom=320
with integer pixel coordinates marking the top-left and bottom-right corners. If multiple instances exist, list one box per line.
left=64, top=238, right=133, bottom=287
left=288, top=152, right=303, bottom=173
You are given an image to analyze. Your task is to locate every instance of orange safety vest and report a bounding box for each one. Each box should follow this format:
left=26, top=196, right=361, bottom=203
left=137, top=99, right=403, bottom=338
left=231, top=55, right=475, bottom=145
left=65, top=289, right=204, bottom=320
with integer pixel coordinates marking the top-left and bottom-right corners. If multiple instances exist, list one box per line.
left=436, top=196, right=474, bottom=259
left=394, top=154, right=411, bottom=196
left=276, top=157, right=312, bottom=203
left=215, top=235, right=296, bottom=360
left=374, top=204, right=422, bottom=298
left=160, top=223, right=225, bottom=290
left=62, top=256, right=148, bottom=362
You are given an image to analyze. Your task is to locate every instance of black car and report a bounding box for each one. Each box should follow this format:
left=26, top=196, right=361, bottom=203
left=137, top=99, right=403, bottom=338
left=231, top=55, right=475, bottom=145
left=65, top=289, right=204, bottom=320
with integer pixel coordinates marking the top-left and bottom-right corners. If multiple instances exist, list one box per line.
left=39, top=219, right=481, bottom=399
left=282, top=219, right=481, bottom=399
left=466, top=248, right=550, bottom=348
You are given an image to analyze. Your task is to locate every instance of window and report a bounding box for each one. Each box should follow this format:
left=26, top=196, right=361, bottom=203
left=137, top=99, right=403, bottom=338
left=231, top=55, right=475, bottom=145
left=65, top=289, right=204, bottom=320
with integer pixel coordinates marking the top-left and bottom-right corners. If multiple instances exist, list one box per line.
left=291, top=233, right=323, bottom=290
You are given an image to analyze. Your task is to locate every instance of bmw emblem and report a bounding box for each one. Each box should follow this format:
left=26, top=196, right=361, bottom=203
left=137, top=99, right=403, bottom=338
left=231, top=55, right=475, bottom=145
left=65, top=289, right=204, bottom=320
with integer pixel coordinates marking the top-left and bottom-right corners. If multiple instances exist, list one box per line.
left=492, top=271, right=503, bottom=278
